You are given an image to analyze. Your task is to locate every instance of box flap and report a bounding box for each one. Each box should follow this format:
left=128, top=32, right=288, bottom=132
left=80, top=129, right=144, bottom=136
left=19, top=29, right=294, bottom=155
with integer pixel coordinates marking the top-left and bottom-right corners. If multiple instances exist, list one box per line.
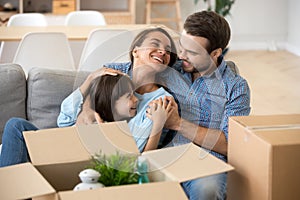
left=35, top=160, right=90, bottom=191
left=230, top=115, right=300, bottom=146
left=231, top=114, right=300, bottom=129
left=76, top=121, right=139, bottom=156
left=24, top=122, right=139, bottom=166
left=255, top=129, right=300, bottom=145
left=0, top=163, right=55, bottom=199
left=58, top=181, right=188, bottom=200
left=24, top=126, right=91, bottom=165
left=143, top=143, right=234, bottom=182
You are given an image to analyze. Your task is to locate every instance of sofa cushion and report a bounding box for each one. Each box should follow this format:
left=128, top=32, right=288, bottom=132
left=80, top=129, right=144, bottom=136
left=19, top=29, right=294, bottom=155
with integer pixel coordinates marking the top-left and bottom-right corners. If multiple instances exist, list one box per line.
left=27, top=67, right=89, bottom=129
left=0, top=64, right=26, bottom=143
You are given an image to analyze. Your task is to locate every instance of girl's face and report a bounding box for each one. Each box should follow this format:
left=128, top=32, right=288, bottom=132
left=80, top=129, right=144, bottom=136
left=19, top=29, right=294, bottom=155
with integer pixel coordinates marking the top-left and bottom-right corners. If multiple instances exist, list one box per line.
left=133, top=31, right=172, bottom=72
left=114, top=91, right=138, bottom=120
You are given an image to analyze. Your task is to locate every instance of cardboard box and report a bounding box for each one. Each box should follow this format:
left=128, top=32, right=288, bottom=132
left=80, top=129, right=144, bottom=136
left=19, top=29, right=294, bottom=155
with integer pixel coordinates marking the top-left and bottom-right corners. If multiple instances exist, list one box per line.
left=227, top=114, right=300, bottom=200
left=0, top=163, right=55, bottom=200
left=0, top=121, right=233, bottom=199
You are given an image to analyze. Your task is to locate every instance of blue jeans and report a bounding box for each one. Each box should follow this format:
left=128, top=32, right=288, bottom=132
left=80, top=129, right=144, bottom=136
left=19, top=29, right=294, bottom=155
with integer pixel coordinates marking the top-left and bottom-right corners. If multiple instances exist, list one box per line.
left=0, top=117, right=38, bottom=167
left=181, top=172, right=227, bottom=200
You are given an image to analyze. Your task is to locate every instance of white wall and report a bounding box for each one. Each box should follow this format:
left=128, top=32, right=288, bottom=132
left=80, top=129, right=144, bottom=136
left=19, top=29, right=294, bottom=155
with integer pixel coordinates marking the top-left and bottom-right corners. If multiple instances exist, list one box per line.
left=228, top=0, right=288, bottom=51
left=287, top=0, right=300, bottom=55
left=136, top=0, right=300, bottom=55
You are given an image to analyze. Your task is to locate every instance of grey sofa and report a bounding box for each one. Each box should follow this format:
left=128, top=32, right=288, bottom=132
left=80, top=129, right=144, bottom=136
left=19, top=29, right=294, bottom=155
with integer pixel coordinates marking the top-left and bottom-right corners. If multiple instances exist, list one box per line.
left=0, top=63, right=89, bottom=144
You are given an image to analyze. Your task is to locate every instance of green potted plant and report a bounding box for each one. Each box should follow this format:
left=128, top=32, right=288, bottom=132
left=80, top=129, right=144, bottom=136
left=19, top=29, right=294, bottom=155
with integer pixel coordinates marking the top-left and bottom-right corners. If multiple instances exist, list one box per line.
left=194, top=0, right=235, bottom=17
left=88, top=152, right=139, bottom=186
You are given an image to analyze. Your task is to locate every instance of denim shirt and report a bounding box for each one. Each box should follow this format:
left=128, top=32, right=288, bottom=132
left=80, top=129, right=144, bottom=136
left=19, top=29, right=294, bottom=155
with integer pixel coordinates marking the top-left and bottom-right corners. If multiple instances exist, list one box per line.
left=159, top=59, right=251, bottom=161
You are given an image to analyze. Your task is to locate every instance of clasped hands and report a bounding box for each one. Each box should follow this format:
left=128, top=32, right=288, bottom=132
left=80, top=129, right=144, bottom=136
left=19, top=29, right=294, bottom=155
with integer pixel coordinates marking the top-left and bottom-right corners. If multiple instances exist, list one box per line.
left=146, top=96, right=181, bottom=133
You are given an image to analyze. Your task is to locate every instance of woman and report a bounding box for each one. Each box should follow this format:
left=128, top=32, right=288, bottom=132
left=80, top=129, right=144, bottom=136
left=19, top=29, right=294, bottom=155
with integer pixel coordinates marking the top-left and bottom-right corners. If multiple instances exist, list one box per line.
left=0, top=27, right=178, bottom=166
left=58, top=27, right=178, bottom=152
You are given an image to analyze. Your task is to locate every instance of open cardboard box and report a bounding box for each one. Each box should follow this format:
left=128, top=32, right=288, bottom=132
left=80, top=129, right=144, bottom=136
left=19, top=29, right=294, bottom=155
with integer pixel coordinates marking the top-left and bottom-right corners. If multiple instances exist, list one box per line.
left=227, top=114, right=300, bottom=200
left=0, top=121, right=233, bottom=199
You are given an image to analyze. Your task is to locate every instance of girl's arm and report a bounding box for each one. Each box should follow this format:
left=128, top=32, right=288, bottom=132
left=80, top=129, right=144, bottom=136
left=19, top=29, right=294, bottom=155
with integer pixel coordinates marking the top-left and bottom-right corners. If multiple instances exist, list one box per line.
left=143, top=97, right=173, bottom=151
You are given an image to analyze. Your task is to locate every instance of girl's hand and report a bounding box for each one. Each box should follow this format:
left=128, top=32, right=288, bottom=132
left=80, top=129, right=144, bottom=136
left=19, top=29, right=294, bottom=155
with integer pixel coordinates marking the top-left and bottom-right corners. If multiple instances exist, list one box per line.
left=146, top=97, right=173, bottom=134
left=163, top=96, right=181, bottom=130
left=76, top=95, right=97, bottom=125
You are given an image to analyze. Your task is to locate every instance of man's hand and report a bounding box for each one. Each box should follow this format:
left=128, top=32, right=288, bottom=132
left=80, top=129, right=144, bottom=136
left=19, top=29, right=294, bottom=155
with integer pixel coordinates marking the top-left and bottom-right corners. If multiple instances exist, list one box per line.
left=163, top=96, right=181, bottom=131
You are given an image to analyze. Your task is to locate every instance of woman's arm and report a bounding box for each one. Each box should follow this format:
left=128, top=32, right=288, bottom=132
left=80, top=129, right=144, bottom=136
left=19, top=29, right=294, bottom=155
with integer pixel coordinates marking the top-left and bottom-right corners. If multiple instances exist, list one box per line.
left=57, top=88, right=84, bottom=127
left=76, top=67, right=125, bottom=125
left=57, top=67, right=122, bottom=127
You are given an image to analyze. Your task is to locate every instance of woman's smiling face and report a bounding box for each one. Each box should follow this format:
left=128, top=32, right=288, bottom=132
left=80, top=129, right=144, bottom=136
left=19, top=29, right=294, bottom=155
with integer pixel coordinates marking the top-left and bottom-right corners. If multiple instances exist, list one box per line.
left=132, top=31, right=172, bottom=72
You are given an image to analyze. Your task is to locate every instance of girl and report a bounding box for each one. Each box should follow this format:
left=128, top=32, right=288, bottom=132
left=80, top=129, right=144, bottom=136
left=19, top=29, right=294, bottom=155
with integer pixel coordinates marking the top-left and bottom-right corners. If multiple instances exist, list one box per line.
left=89, top=74, right=172, bottom=152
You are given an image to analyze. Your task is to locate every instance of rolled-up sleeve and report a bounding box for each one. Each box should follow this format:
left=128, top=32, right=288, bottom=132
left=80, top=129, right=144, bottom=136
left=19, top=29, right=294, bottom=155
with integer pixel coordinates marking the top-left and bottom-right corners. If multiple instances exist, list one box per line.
left=222, top=78, right=251, bottom=139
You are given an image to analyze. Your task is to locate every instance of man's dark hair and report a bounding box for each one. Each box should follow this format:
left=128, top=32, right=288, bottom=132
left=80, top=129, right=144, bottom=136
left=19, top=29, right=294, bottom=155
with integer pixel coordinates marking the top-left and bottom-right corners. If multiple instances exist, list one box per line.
left=184, top=11, right=231, bottom=53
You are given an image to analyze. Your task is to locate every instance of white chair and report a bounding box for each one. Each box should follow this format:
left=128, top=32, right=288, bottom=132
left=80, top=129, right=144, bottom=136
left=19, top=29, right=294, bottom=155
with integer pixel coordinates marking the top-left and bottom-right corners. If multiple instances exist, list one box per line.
left=64, top=10, right=107, bottom=68
left=64, top=10, right=106, bottom=26
left=78, top=29, right=136, bottom=71
left=0, top=13, right=47, bottom=63
left=13, top=32, right=75, bottom=77
left=7, top=13, right=47, bottom=26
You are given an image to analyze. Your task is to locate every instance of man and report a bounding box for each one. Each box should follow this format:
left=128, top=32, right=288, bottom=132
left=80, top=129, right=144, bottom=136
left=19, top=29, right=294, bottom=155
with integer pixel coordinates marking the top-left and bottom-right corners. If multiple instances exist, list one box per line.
left=159, top=11, right=251, bottom=199
left=74, top=11, right=250, bottom=200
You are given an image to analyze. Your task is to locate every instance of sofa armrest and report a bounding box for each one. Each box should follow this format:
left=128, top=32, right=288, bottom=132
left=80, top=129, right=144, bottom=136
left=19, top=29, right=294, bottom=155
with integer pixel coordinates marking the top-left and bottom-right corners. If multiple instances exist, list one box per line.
left=0, top=64, right=26, bottom=143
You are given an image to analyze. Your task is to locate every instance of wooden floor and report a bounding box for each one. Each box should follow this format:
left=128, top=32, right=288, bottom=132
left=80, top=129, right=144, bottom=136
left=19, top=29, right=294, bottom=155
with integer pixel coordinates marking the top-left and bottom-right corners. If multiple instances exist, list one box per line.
left=225, top=50, right=300, bottom=115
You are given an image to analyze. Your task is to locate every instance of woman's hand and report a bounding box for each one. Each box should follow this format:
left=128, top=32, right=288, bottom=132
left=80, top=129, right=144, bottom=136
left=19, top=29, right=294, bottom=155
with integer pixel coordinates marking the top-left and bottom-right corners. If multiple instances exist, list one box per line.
left=89, top=67, right=124, bottom=80
left=79, top=67, right=125, bottom=97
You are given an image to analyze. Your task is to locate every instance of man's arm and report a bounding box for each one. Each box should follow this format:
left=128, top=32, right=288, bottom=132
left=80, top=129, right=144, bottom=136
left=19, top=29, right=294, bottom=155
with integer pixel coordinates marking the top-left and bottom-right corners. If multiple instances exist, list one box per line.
left=165, top=109, right=227, bottom=156
left=164, top=78, right=250, bottom=157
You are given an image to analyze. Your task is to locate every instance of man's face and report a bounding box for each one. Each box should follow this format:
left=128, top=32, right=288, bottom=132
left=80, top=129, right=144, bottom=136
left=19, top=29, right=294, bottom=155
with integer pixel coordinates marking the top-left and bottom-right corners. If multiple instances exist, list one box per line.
left=178, top=30, right=216, bottom=75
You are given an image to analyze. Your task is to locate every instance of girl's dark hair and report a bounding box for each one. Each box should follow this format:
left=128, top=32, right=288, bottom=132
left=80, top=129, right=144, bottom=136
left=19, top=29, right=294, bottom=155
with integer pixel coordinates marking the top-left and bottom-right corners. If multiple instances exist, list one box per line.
left=129, top=27, right=178, bottom=67
left=89, top=74, right=134, bottom=122
left=184, top=11, right=231, bottom=53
